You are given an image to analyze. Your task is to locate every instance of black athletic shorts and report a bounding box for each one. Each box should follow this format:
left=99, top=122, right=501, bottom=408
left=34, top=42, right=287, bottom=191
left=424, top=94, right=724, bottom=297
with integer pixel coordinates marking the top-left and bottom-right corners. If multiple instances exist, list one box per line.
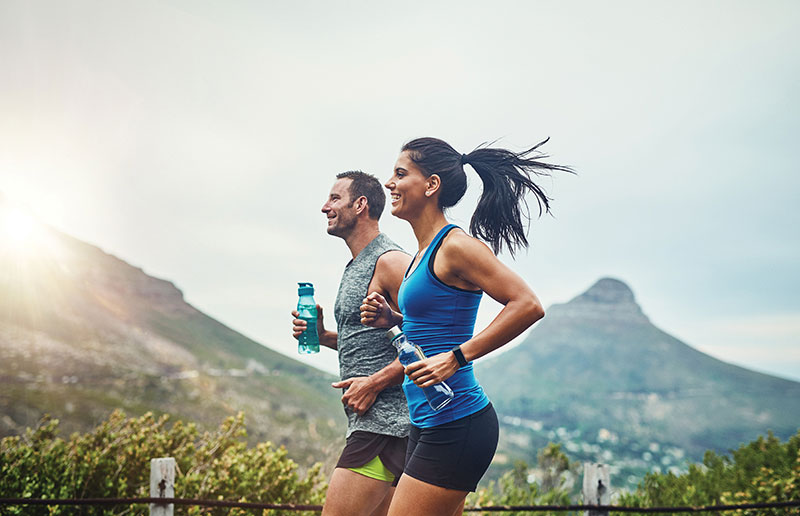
left=403, top=402, right=499, bottom=492
left=336, top=431, right=409, bottom=487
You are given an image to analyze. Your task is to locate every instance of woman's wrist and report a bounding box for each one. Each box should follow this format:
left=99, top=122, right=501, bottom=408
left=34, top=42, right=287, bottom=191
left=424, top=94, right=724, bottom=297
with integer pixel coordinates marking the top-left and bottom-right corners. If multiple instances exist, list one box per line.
left=451, top=345, right=468, bottom=367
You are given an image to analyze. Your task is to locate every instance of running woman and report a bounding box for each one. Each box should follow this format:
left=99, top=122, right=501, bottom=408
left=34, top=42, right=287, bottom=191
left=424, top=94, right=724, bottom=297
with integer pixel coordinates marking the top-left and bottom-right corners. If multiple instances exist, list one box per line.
left=361, top=137, right=572, bottom=516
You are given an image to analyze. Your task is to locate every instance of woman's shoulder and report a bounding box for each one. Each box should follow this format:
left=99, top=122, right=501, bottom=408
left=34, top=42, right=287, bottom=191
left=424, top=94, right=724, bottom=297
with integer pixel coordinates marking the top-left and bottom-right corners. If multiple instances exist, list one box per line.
left=439, top=227, right=494, bottom=263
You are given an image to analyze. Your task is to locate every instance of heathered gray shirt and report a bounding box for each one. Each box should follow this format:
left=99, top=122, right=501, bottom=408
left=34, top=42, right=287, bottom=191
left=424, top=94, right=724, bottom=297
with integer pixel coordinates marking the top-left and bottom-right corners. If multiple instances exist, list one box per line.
left=334, top=233, right=410, bottom=438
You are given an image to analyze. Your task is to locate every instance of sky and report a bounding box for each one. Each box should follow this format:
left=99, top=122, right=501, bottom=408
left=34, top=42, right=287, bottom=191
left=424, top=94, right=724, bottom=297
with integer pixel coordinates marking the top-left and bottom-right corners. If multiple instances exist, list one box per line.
left=1, top=0, right=799, bottom=381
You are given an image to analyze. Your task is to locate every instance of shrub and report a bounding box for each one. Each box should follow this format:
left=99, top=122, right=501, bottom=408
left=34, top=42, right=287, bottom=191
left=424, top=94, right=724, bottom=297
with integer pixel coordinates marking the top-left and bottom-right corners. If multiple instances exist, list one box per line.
left=468, top=443, right=576, bottom=516
left=617, top=430, right=800, bottom=516
left=0, top=410, right=326, bottom=515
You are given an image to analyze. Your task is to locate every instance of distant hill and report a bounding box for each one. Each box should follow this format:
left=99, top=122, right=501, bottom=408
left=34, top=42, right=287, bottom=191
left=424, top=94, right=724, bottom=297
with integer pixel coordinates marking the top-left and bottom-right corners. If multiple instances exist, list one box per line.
left=477, top=278, right=800, bottom=486
left=0, top=200, right=345, bottom=468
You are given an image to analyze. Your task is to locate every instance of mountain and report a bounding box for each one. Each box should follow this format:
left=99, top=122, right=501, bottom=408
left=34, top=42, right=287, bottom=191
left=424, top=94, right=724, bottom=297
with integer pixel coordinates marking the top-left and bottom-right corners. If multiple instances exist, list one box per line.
left=0, top=200, right=345, bottom=467
left=477, top=277, right=800, bottom=486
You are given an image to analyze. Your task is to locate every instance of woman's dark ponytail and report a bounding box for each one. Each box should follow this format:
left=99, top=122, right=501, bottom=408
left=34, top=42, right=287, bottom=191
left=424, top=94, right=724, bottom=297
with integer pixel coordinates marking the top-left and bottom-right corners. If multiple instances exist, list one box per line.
left=402, top=137, right=573, bottom=256
left=466, top=138, right=573, bottom=255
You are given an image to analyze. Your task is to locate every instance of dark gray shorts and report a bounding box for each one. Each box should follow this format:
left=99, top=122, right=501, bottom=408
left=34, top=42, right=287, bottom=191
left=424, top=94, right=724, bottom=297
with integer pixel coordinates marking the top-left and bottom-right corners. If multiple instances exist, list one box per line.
left=336, top=431, right=408, bottom=487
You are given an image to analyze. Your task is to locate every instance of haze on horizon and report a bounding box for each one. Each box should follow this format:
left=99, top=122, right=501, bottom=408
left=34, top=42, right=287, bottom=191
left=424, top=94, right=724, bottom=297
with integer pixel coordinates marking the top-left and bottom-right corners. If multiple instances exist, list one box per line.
left=1, top=0, right=798, bottom=381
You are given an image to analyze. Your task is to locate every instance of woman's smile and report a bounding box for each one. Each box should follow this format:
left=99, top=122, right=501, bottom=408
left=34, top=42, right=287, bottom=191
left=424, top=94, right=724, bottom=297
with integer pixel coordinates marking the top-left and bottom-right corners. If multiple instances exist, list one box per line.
left=386, top=151, right=429, bottom=219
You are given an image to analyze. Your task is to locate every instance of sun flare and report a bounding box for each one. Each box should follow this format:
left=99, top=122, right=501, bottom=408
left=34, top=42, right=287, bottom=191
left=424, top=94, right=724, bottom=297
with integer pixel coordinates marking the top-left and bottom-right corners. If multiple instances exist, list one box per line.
left=0, top=201, right=73, bottom=320
left=0, top=204, right=58, bottom=264
left=3, top=207, right=38, bottom=246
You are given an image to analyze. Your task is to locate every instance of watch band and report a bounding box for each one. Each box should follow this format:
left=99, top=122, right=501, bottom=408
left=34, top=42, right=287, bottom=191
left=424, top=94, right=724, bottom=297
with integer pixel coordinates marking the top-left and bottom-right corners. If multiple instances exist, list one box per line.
left=452, top=346, right=468, bottom=367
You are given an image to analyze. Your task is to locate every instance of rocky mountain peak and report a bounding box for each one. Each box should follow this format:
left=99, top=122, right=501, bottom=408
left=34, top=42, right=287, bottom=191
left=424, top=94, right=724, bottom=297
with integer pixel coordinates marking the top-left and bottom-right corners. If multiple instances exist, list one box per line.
left=570, top=277, right=637, bottom=306
left=552, top=277, right=648, bottom=323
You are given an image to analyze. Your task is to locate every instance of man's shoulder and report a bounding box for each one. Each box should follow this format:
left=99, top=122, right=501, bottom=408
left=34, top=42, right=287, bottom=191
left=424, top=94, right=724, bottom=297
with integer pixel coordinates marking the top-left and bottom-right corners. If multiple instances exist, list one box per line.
left=373, top=233, right=406, bottom=253
left=375, top=249, right=412, bottom=275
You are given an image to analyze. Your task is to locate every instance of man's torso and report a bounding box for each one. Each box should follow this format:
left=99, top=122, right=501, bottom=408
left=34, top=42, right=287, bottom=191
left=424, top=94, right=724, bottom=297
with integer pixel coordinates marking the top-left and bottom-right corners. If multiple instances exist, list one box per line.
left=334, top=233, right=410, bottom=438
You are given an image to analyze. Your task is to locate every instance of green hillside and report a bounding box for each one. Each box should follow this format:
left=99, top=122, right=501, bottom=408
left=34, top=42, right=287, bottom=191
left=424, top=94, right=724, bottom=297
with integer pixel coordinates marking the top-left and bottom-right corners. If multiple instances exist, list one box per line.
left=477, top=278, right=800, bottom=487
left=0, top=208, right=345, bottom=468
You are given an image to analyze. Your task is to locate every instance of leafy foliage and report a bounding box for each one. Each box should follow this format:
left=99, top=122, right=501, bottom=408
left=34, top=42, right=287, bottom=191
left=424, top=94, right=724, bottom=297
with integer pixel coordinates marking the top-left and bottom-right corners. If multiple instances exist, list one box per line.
left=3, top=409, right=798, bottom=516
left=0, top=410, right=326, bottom=515
left=617, top=430, right=800, bottom=516
left=469, top=433, right=800, bottom=515
left=468, top=443, right=576, bottom=516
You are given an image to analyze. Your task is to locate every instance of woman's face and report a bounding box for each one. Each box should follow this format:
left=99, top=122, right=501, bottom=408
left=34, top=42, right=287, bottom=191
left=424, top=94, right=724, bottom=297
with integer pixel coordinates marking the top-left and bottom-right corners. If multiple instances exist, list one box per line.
left=385, top=151, right=431, bottom=220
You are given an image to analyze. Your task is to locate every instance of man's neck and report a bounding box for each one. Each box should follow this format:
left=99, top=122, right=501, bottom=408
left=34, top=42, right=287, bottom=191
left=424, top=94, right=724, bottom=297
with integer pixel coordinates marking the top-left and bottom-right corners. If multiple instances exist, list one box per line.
left=343, top=223, right=381, bottom=259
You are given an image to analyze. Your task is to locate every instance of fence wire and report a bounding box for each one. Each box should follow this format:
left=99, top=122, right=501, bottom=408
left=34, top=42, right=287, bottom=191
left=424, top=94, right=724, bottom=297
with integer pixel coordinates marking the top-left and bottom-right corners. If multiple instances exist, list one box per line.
left=1, top=497, right=799, bottom=513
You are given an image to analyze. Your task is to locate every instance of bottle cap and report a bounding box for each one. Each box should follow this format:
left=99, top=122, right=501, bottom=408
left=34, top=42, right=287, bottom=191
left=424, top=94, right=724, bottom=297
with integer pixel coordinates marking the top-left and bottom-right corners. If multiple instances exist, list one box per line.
left=297, top=282, right=315, bottom=296
left=386, top=326, right=403, bottom=342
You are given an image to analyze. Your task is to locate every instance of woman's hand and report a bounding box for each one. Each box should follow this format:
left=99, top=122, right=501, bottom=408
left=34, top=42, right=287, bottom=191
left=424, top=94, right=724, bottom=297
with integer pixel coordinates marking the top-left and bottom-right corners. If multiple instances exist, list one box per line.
left=360, top=292, right=399, bottom=328
left=405, top=351, right=460, bottom=388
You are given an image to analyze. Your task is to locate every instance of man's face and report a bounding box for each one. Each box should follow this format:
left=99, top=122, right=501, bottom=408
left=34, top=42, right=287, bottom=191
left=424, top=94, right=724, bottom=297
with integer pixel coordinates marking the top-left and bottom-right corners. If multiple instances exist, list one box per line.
left=321, top=178, right=358, bottom=238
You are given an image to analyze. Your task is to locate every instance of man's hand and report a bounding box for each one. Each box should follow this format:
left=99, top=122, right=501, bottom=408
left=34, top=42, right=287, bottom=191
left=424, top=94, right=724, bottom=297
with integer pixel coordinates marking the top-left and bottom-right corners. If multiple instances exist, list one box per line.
left=292, top=304, right=326, bottom=339
left=332, top=377, right=380, bottom=416
left=292, top=305, right=337, bottom=349
left=360, top=292, right=397, bottom=328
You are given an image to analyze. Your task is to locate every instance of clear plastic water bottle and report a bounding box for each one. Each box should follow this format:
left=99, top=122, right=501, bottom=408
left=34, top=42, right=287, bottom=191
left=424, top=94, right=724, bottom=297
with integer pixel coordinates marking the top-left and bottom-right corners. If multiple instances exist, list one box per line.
left=386, top=326, right=454, bottom=411
left=297, top=282, right=320, bottom=354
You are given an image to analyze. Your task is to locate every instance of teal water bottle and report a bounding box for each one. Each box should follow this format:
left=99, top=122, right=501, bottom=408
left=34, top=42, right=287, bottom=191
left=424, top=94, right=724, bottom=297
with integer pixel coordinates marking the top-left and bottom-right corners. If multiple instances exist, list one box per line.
left=297, top=282, right=320, bottom=354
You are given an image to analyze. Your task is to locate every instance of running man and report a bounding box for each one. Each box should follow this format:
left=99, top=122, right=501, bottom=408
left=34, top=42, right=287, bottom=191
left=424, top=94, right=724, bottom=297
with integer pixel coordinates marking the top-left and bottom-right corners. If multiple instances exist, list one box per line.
left=292, top=171, right=411, bottom=516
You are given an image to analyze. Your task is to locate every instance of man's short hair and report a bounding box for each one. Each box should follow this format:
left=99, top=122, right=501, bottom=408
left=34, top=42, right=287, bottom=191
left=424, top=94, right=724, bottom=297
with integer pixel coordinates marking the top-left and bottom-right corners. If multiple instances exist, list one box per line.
left=336, top=170, right=386, bottom=220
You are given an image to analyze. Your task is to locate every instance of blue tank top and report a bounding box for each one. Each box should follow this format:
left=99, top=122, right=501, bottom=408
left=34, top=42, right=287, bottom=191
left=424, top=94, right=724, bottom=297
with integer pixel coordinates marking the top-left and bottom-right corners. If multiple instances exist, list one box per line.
left=398, top=224, right=490, bottom=427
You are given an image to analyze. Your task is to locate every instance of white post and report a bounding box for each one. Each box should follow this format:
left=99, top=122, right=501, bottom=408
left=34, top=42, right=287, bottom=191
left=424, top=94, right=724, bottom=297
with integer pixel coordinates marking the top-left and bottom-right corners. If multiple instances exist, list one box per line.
left=150, top=457, right=175, bottom=516
left=583, top=462, right=610, bottom=516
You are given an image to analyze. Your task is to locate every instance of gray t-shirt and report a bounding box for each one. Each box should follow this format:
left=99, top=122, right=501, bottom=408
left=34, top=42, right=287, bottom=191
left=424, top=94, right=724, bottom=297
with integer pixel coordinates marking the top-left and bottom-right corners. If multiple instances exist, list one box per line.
left=334, top=233, right=410, bottom=438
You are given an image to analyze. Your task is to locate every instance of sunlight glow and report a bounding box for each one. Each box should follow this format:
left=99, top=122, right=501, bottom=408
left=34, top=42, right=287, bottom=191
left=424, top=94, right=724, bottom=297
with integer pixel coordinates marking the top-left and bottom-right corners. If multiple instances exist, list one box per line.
left=0, top=203, right=63, bottom=264
left=0, top=202, right=71, bottom=315
left=3, top=207, right=38, bottom=246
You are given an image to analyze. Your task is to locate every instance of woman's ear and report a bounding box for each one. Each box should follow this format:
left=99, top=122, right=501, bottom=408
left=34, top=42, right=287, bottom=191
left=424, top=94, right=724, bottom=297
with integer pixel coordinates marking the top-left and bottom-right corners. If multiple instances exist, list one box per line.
left=425, top=174, right=441, bottom=198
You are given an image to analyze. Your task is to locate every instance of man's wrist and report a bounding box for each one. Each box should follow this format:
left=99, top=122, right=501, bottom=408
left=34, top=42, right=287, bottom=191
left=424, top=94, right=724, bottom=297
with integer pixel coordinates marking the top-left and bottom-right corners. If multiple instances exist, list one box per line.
left=320, top=330, right=337, bottom=348
left=366, top=372, right=387, bottom=392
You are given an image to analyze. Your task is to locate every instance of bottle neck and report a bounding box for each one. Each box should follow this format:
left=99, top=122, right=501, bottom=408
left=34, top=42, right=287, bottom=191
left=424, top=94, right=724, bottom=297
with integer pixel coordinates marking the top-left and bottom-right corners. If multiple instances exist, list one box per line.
left=390, top=336, right=406, bottom=349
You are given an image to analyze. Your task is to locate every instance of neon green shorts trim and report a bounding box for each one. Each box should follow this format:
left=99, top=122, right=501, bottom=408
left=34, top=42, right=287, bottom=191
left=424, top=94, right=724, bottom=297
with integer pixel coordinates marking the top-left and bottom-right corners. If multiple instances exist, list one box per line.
left=347, top=454, right=396, bottom=483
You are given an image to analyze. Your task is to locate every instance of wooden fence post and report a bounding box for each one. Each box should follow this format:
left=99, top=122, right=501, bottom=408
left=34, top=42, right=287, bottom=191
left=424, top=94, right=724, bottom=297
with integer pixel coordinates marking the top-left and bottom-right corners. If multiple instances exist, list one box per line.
left=583, top=462, right=610, bottom=516
left=150, top=457, right=175, bottom=516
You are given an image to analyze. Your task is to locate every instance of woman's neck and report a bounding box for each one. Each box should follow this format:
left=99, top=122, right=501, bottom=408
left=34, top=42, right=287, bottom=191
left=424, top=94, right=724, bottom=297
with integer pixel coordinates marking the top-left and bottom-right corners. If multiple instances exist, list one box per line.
left=408, top=209, right=450, bottom=251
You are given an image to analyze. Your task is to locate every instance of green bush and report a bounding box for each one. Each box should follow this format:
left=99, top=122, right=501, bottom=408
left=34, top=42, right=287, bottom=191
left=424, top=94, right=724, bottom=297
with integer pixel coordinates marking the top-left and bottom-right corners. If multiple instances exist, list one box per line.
left=468, top=433, right=800, bottom=516
left=4, top=412, right=797, bottom=516
left=0, top=410, right=326, bottom=515
left=468, top=443, right=576, bottom=516
left=617, top=430, right=800, bottom=516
